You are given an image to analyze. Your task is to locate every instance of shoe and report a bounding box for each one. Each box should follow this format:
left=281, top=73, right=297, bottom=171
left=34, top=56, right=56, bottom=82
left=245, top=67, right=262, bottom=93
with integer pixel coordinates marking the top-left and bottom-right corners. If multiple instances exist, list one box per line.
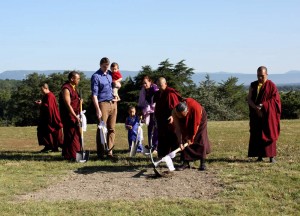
left=199, top=164, right=206, bottom=171
left=51, top=148, right=59, bottom=152
left=107, top=155, right=118, bottom=162
left=270, top=157, right=276, bottom=163
left=176, top=162, right=190, bottom=171
left=256, top=157, right=263, bottom=162
left=98, top=155, right=105, bottom=160
left=199, top=158, right=206, bottom=171
left=69, top=158, right=76, bottom=162
left=40, top=146, right=51, bottom=153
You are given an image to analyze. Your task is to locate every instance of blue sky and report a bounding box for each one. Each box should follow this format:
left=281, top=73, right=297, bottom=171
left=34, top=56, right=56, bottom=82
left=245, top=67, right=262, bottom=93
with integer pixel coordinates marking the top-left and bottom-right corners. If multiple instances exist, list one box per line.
left=0, top=0, right=299, bottom=74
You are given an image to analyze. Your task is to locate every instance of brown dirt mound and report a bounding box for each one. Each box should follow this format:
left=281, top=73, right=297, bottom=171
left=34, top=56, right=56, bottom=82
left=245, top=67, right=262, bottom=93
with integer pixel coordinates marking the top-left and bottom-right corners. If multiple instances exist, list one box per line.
left=18, top=166, right=222, bottom=201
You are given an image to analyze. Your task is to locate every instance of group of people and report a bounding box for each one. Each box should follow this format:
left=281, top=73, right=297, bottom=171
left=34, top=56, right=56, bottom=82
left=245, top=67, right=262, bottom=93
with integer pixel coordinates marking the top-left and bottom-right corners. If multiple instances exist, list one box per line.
left=36, top=58, right=281, bottom=170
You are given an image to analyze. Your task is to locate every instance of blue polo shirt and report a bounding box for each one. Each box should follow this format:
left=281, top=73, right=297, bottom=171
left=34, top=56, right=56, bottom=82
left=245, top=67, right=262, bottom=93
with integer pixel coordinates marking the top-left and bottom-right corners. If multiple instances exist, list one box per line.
left=91, top=69, right=114, bottom=102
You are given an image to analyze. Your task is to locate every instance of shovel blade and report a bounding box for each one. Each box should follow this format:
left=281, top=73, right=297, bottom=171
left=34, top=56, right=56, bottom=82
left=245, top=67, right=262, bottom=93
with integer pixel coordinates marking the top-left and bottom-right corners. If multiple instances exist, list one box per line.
left=164, top=155, right=175, bottom=171
left=76, top=151, right=90, bottom=163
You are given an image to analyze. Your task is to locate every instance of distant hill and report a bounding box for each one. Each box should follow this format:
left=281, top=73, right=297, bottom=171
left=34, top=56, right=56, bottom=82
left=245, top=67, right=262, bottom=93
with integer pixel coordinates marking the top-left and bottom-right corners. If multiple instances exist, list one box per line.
left=0, top=69, right=299, bottom=86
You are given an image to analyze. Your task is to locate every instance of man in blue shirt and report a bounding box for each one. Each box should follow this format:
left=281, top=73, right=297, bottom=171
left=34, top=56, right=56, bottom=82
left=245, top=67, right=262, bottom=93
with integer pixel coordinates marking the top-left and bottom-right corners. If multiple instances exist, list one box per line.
left=91, top=57, right=118, bottom=161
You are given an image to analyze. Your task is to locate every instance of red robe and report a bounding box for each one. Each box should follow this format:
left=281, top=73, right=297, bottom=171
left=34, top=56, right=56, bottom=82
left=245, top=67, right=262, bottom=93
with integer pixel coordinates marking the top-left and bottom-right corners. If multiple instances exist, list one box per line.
left=248, top=80, right=281, bottom=157
left=37, top=91, right=63, bottom=151
left=174, top=98, right=211, bottom=160
left=154, top=87, right=182, bottom=157
left=59, top=82, right=81, bottom=160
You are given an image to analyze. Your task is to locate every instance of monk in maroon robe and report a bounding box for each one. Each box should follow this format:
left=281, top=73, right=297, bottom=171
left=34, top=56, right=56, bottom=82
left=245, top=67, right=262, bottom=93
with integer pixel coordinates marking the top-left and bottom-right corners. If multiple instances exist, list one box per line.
left=59, top=71, right=81, bottom=161
left=172, top=98, right=211, bottom=171
left=153, top=77, right=182, bottom=157
left=247, top=66, right=281, bottom=163
left=36, top=83, right=63, bottom=152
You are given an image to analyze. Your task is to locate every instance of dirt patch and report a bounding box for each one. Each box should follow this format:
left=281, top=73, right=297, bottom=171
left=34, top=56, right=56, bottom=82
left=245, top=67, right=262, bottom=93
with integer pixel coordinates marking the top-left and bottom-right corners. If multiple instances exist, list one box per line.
left=17, top=166, right=222, bottom=201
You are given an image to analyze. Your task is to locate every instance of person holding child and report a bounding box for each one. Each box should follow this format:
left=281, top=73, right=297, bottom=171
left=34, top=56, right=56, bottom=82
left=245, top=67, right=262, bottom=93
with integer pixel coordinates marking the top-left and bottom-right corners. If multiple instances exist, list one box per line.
left=125, top=106, right=143, bottom=153
left=91, top=57, right=118, bottom=161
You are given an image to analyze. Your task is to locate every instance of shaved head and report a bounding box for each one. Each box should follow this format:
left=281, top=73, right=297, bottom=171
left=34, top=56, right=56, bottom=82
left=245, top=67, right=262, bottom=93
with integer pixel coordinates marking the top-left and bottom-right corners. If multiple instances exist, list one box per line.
left=41, top=83, right=49, bottom=89
left=157, top=77, right=167, bottom=90
left=40, top=83, right=50, bottom=94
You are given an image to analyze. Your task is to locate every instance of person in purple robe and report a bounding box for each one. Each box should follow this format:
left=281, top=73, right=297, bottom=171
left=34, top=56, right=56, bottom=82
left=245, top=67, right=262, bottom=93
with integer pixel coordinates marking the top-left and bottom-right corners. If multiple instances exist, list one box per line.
left=138, top=75, right=159, bottom=151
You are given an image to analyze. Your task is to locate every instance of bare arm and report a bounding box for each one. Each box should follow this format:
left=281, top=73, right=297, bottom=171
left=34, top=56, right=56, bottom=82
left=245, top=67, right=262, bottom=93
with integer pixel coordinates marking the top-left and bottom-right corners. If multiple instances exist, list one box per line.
left=92, top=95, right=102, bottom=121
left=62, top=89, right=80, bottom=122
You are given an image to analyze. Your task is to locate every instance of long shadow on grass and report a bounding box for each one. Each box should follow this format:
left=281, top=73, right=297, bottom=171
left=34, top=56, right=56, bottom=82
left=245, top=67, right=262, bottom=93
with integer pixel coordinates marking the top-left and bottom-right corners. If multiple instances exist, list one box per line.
left=207, top=157, right=251, bottom=163
left=74, top=164, right=149, bottom=175
left=0, top=151, right=65, bottom=161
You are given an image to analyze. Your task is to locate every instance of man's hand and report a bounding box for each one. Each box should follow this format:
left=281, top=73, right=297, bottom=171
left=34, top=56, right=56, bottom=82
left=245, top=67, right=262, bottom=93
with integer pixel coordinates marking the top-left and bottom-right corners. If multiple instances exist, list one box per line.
left=126, top=125, right=133, bottom=130
left=168, top=116, right=173, bottom=124
left=35, top=100, right=42, bottom=105
left=96, top=109, right=102, bottom=120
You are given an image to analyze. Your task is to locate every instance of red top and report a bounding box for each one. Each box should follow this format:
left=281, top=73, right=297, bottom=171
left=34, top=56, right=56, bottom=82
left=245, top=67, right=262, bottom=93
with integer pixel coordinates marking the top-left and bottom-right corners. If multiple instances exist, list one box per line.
left=178, top=98, right=202, bottom=143
left=112, top=70, right=122, bottom=81
left=154, top=87, right=182, bottom=126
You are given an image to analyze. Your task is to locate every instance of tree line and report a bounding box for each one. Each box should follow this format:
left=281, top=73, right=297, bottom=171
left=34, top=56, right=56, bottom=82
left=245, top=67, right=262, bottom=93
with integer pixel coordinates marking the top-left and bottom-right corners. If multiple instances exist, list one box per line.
left=0, top=59, right=299, bottom=126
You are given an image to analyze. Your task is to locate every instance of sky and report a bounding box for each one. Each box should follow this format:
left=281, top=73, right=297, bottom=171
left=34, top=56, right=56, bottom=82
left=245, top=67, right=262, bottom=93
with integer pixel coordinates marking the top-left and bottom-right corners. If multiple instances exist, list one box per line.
left=0, top=0, right=299, bottom=74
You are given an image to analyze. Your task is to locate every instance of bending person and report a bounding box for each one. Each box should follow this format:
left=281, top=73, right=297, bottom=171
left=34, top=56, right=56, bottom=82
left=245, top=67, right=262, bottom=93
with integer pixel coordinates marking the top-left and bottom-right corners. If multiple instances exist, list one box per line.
left=172, top=98, right=211, bottom=171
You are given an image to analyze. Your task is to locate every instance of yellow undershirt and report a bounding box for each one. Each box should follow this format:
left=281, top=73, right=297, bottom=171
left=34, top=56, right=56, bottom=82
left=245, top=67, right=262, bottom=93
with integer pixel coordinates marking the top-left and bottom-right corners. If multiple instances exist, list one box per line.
left=70, top=83, right=76, bottom=91
left=256, top=80, right=267, bottom=100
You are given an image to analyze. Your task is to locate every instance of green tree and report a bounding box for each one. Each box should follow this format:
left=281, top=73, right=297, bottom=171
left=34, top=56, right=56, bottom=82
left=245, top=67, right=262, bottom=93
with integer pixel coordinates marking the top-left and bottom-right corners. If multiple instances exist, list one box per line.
left=9, top=73, right=47, bottom=126
left=217, top=77, right=248, bottom=120
left=194, top=74, right=227, bottom=120
left=280, top=91, right=300, bottom=119
left=0, top=79, right=21, bottom=125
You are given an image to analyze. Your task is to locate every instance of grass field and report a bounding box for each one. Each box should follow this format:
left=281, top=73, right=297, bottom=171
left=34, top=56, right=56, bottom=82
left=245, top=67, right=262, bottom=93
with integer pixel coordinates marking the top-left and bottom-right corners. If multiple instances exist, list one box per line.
left=0, top=120, right=299, bottom=216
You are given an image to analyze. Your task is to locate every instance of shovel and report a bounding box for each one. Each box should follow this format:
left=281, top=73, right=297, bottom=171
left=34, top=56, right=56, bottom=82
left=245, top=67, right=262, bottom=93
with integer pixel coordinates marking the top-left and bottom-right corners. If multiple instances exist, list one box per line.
left=76, top=93, right=90, bottom=163
left=152, top=143, right=188, bottom=172
left=129, top=116, right=143, bottom=157
left=98, top=120, right=114, bottom=154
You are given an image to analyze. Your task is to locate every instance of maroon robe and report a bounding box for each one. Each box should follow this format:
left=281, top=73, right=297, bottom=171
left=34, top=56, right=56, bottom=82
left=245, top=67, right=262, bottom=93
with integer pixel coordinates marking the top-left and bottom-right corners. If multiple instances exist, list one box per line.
left=59, top=82, right=81, bottom=160
left=37, top=91, right=63, bottom=151
left=174, top=98, right=211, bottom=161
left=248, top=80, right=281, bottom=157
left=154, top=87, right=182, bottom=157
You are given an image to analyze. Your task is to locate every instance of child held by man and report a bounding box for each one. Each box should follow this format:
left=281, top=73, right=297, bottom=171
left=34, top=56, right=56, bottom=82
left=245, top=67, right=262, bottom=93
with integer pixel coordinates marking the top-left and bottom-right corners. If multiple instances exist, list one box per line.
left=111, top=62, right=122, bottom=101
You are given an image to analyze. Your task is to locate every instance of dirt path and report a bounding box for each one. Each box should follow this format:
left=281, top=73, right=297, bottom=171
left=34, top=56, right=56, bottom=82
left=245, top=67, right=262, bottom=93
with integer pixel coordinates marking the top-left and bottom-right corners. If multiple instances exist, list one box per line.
left=18, top=166, right=222, bottom=201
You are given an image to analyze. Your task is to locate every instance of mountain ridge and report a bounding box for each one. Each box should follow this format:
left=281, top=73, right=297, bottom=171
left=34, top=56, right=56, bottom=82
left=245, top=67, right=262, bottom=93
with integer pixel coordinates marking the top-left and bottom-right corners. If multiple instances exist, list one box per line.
left=1, top=70, right=300, bottom=85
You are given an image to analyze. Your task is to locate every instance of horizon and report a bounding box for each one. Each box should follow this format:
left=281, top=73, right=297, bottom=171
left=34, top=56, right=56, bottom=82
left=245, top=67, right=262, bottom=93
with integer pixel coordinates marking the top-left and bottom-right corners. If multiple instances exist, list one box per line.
left=1, top=69, right=300, bottom=75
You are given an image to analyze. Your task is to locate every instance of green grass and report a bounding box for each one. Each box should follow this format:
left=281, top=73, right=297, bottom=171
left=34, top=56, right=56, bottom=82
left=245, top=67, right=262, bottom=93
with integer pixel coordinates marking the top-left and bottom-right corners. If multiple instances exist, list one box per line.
left=0, top=120, right=299, bottom=215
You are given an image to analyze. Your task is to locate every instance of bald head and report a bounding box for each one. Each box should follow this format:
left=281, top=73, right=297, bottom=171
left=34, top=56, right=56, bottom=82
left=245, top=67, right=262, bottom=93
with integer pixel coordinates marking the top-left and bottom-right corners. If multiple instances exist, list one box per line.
left=157, top=77, right=167, bottom=90
left=40, top=83, right=50, bottom=94
left=257, top=66, right=268, bottom=84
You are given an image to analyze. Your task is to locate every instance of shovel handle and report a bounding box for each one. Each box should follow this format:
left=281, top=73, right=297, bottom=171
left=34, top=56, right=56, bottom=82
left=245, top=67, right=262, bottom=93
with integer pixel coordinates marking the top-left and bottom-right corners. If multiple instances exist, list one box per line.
left=172, top=143, right=189, bottom=155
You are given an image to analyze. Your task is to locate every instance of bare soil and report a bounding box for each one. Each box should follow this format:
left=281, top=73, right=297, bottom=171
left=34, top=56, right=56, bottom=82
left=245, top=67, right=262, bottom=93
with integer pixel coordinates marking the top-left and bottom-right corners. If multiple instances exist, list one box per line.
left=18, top=166, right=222, bottom=201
